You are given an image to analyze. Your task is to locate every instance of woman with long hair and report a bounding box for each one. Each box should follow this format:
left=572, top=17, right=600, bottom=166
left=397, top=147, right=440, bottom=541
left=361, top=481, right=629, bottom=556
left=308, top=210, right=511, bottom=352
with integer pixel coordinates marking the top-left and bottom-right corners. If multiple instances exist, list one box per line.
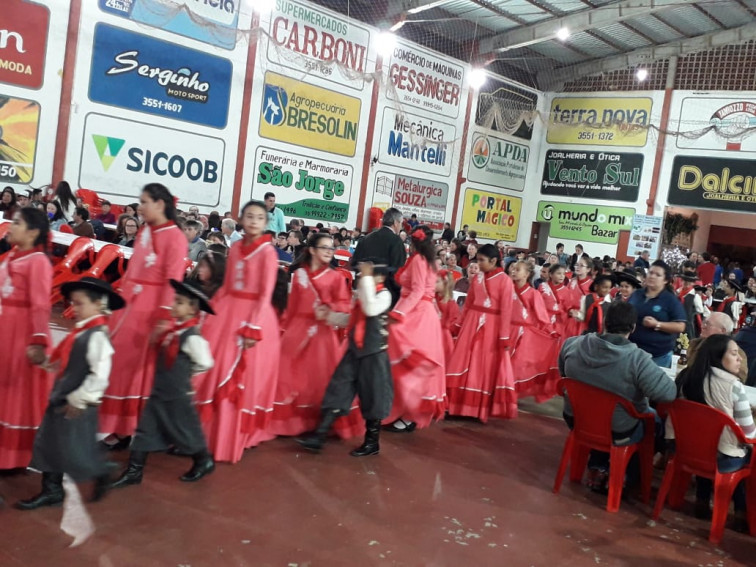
left=116, top=215, right=139, bottom=247
left=45, top=200, right=66, bottom=231
left=0, top=186, right=18, bottom=220
left=99, top=184, right=189, bottom=443
left=446, top=244, right=515, bottom=422
left=52, top=181, right=76, bottom=221
left=270, top=232, right=359, bottom=439
left=0, top=208, right=53, bottom=469
left=189, top=250, right=226, bottom=299
left=628, top=260, right=686, bottom=367
left=674, top=334, right=754, bottom=530
left=384, top=225, right=446, bottom=432
left=193, top=200, right=281, bottom=463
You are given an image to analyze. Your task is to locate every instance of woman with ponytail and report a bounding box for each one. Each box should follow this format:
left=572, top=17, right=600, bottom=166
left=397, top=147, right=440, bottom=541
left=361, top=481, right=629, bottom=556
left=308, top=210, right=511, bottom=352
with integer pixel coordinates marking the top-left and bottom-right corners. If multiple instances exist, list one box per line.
left=0, top=208, right=53, bottom=469
left=270, top=232, right=360, bottom=439
left=383, top=225, right=446, bottom=432
left=446, top=243, right=516, bottom=422
left=99, top=184, right=189, bottom=444
left=192, top=200, right=281, bottom=463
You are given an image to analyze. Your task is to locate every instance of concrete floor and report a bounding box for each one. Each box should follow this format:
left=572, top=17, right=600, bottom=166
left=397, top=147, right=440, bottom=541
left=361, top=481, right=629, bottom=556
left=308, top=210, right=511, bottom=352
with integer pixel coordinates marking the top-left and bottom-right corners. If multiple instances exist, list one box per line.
left=0, top=410, right=753, bottom=567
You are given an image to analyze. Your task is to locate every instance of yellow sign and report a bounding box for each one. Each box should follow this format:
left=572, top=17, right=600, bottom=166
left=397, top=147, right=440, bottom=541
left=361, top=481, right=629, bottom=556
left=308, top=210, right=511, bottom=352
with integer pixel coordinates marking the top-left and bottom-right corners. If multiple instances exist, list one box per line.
left=547, top=97, right=653, bottom=147
left=259, top=71, right=362, bottom=157
left=460, top=187, right=521, bottom=242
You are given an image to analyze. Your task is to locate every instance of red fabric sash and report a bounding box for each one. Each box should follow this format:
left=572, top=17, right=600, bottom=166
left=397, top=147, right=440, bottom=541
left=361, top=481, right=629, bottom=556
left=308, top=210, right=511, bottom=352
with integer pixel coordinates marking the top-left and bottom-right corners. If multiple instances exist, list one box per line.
left=678, top=286, right=694, bottom=303
left=49, top=315, right=109, bottom=377
left=156, top=317, right=199, bottom=369
left=717, top=296, right=736, bottom=313
left=584, top=293, right=604, bottom=333
left=239, top=233, right=272, bottom=256
left=350, top=283, right=385, bottom=348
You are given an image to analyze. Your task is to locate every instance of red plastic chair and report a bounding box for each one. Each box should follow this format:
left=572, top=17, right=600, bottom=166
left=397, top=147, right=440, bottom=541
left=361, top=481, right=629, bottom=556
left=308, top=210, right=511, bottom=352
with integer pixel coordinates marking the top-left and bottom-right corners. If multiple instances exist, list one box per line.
left=61, top=245, right=127, bottom=318
left=50, top=237, right=96, bottom=304
left=652, top=399, right=756, bottom=544
left=0, top=222, right=9, bottom=240
left=58, top=223, right=74, bottom=234
left=553, top=378, right=656, bottom=512
left=77, top=188, right=103, bottom=217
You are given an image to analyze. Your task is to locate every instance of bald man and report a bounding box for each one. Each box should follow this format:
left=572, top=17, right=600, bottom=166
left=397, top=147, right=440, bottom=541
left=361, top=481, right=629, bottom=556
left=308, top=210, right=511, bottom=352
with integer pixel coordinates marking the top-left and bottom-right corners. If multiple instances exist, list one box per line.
left=687, top=312, right=748, bottom=383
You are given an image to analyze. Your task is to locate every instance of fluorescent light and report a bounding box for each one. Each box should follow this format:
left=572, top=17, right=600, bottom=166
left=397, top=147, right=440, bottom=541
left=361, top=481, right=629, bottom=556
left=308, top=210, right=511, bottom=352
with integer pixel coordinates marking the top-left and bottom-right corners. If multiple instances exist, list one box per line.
left=636, top=68, right=648, bottom=82
left=390, top=20, right=406, bottom=32
left=469, top=68, right=487, bottom=89
left=253, top=0, right=276, bottom=14
left=376, top=31, right=397, bottom=59
left=556, top=27, right=570, bottom=41
left=407, top=1, right=449, bottom=14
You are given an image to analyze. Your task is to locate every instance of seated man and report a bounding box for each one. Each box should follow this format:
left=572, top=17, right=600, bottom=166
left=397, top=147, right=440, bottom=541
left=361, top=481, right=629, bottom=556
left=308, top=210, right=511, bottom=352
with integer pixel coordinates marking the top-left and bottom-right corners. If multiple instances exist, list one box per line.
left=559, top=301, right=677, bottom=491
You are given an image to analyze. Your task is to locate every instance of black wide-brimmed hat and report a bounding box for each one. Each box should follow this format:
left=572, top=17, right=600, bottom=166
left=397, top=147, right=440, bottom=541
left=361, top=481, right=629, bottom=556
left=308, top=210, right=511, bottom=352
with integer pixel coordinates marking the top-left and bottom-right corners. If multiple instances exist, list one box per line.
left=724, top=278, right=744, bottom=293
left=589, top=273, right=615, bottom=292
left=358, top=257, right=395, bottom=277
left=61, top=277, right=126, bottom=310
left=615, top=268, right=642, bottom=289
left=677, top=272, right=699, bottom=282
left=170, top=278, right=215, bottom=314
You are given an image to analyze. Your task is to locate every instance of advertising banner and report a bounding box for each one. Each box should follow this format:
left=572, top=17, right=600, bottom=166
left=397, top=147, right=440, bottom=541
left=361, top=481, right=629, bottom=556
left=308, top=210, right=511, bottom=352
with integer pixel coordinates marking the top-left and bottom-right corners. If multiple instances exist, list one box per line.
left=79, top=113, right=225, bottom=207
left=627, top=214, right=662, bottom=260
left=372, top=172, right=448, bottom=230
left=1, top=0, right=49, bottom=89
left=540, top=149, right=642, bottom=202
left=252, top=146, right=352, bottom=223
left=0, top=94, right=40, bottom=183
left=536, top=201, right=634, bottom=244
left=547, top=97, right=652, bottom=147
left=88, top=23, right=233, bottom=129
left=377, top=106, right=455, bottom=176
left=258, top=71, right=361, bottom=157
left=676, top=97, right=756, bottom=152
left=468, top=130, right=528, bottom=191
left=386, top=41, right=465, bottom=118
left=98, top=0, right=240, bottom=50
left=668, top=155, right=756, bottom=213
left=266, top=0, right=371, bottom=89
left=460, top=187, right=521, bottom=242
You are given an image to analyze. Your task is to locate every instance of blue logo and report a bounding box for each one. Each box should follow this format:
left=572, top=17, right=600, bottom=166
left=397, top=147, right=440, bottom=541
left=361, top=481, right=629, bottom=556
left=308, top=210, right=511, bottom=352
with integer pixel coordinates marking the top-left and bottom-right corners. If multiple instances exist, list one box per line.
left=262, top=84, right=288, bottom=126
left=98, top=0, right=239, bottom=50
left=652, top=305, right=662, bottom=313
left=88, top=24, right=232, bottom=129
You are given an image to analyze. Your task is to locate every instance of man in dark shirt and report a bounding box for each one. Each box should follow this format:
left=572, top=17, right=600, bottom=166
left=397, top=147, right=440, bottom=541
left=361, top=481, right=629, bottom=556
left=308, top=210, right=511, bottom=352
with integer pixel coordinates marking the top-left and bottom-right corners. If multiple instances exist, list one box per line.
left=352, top=208, right=406, bottom=303
left=633, top=250, right=650, bottom=270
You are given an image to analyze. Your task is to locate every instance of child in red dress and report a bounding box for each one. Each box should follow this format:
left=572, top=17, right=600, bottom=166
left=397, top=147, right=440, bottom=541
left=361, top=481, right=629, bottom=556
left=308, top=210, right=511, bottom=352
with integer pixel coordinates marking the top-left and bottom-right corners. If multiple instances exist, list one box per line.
left=0, top=208, right=53, bottom=470
left=193, top=201, right=281, bottom=463
left=539, top=263, right=570, bottom=341
left=509, top=261, right=560, bottom=401
left=100, top=184, right=188, bottom=444
left=565, top=256, right=594, bottom=338
left=446, top=244, right=516, bottom=422
left=436, top=269, right=459, bottom=364
left=270, top=232, right=360, bottom=439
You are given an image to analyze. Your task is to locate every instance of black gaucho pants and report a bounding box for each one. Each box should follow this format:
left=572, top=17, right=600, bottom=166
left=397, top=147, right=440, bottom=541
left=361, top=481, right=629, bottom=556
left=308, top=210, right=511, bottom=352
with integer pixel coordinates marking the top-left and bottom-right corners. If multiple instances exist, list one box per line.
left=321, top=348, right=393, bottom=421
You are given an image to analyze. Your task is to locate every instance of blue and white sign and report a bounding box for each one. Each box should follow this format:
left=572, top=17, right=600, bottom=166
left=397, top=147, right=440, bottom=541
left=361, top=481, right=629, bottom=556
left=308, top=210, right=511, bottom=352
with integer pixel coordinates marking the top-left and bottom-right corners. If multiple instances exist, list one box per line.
left=88, top=23, right=233, bottom=128
left=98, top=0, right=240, bottom=50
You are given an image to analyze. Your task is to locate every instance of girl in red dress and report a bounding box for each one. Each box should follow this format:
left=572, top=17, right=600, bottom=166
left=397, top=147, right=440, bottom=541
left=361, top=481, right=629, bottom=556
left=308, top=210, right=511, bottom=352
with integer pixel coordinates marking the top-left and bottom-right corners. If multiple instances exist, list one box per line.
left=508, top=261, right=560, bottom=401
left=0, top=208, right=53, bottom=469
left=446, top=244, right=516, bottom=422
left=385, top=226, right=447, bottom=432
left=538, top=263, right=570, bottom=341
left=565, top=256, right=593, bottom=338
left=100, top=184, right=188, bottom=441
left=270, top=233, right=361, bottom=439
left=435, top=269, right=459, bottom=363
left=193, top=201, right=280, bottom=463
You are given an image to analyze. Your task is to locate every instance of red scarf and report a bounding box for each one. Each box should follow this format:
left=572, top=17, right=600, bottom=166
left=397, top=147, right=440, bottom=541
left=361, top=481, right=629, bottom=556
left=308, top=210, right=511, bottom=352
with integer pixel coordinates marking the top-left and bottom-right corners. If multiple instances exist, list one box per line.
left=547, top=281, right=564, bottom=307
left=717, top=296, right=736, bottom=313
left=50, top=315, right=109, bottom=377
left=677, top=286, right=694, bottom=302
left=351, top=283, right=385, bottom=349
left=157, top=317, right=200, bottom=369
left=239, top=233, right=272, bottom=255
left=584, top=293, right=605, bottom=333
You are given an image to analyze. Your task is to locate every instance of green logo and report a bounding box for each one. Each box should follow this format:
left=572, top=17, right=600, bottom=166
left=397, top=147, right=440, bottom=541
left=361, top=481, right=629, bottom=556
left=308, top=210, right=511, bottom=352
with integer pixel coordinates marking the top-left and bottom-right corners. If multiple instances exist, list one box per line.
left=92, top=135, right=125, bottom=172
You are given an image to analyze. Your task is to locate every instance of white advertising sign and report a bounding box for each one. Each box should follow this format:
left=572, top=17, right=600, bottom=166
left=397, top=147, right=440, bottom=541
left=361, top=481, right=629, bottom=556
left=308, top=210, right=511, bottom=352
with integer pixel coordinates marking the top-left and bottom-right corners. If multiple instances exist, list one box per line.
left=377, top=106, right=456, bottom=177
left=467, top=130, right=529, bottom=192
left=676, top=96, right=756, bottom=152
left=79, top=113, right=225, bottom=207
left=386, top=41, right=465, bottom=118
left=627, top=214, right=662, bottom=260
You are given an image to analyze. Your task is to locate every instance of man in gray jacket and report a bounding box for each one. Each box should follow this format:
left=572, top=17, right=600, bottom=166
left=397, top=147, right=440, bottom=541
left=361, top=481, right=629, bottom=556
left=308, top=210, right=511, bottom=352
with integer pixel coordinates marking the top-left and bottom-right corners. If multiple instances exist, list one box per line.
left=559, top=301, right=677, bottom=489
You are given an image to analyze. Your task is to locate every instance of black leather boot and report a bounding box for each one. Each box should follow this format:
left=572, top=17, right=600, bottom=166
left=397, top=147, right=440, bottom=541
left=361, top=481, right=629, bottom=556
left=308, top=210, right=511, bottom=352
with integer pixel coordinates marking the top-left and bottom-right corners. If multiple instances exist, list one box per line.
left=110, top=451, right=147, bottom=489
left=180, top=451, right=215, bottom=482
left=14, top=472, right=64, bottom=510
left=296, top=410, right=340, bottom=452
left=350, top=420, right=381, bottom=457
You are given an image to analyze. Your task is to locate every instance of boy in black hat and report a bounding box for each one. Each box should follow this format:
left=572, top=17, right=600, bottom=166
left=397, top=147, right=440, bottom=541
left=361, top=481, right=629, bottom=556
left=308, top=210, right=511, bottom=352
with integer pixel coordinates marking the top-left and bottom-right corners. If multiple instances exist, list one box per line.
left=615, top=268, right=642, bottom=302
left=112, top=279, right=215, bottom=488
left=676, top=267, right=705, bottom=339
left=297, top=260, right=394, bottom=457
left=16, top=277, right=125, bottom=510
left=718, top=277, right=744, bottom=325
